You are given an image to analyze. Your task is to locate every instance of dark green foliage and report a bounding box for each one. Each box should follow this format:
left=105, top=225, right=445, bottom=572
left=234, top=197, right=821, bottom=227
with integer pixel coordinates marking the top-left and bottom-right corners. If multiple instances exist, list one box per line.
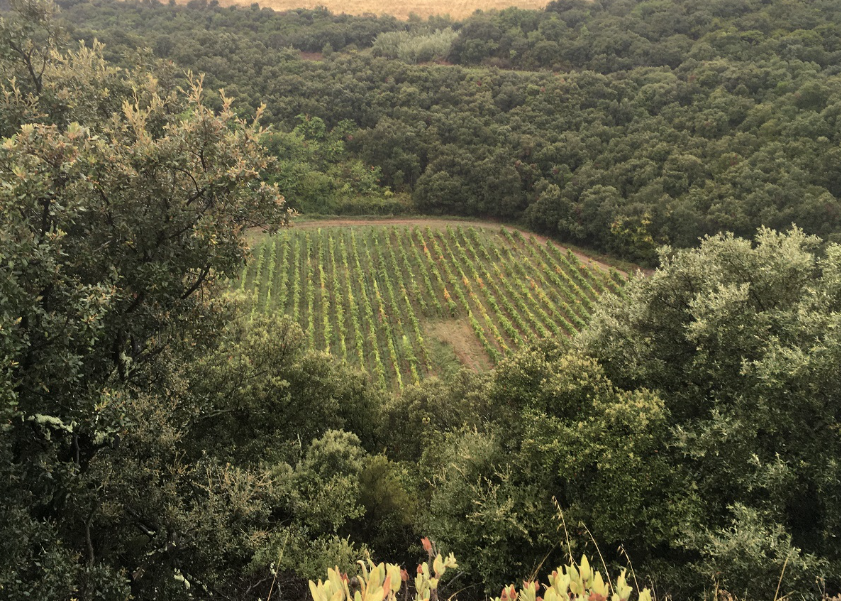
left=262, top=116, right=402, bottom=215
left=0, top=2, right=395, bottom=596
left=380, top=370, right=491, bottom=462
left=580, top=227, right=841, bottom=597
left=57, top=0, right=403, bottom=55
left=418, top=346, right=688, bottom=595
left=186, top=314, right=381, bottom=464
left=450, top=0, right=841, bottom=72
left=57, top=0, right=841, bottom=263
left=402, top=229, right=840, bottom=600
left=4, top=1, right=841, bottom=599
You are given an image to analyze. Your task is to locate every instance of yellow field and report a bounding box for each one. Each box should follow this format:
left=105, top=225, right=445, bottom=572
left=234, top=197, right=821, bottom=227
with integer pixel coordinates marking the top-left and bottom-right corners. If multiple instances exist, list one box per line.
left=200, top=0, right=549, bottom=20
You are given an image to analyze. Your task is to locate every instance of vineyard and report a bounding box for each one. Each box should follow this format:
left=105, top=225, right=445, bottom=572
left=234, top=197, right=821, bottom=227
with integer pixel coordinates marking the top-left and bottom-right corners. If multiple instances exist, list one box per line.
left=234, top=224, right=626, bottom=389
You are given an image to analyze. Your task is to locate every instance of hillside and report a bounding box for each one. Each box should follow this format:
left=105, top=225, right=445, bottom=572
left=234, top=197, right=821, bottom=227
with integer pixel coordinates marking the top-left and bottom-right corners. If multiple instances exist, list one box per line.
left=2, top=1, right=840, bottom=600
left=60, top=0, right=841, bottom=266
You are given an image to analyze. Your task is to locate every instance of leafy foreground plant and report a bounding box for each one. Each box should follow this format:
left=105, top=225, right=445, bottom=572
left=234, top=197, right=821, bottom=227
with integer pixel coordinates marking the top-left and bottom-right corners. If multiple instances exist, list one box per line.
left=310, top=548, right=650, bottom=601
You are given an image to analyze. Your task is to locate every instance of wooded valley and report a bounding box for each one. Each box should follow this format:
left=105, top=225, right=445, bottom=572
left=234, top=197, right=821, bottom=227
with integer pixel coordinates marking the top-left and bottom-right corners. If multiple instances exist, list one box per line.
left=1, top=1, right=840, bottom=600
left=59, top=0, right=841, bottom=264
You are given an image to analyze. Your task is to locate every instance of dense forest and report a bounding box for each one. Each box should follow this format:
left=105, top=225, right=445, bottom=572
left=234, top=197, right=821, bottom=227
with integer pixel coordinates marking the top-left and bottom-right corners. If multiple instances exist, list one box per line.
left=55, top=0, right=841, bottom=263
left=1, top=0, right=840, bottom=600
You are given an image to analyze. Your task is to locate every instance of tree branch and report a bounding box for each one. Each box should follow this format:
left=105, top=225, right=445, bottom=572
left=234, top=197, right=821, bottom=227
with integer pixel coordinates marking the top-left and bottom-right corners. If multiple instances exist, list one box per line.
left=181, top=267, right=210, bottom=300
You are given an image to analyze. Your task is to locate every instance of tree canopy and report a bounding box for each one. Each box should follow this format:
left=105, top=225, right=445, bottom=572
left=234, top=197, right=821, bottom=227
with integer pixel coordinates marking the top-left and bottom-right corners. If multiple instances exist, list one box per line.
left=53, top=0, right=841, bottom=264
left=2, top=1, right=841, bottom=600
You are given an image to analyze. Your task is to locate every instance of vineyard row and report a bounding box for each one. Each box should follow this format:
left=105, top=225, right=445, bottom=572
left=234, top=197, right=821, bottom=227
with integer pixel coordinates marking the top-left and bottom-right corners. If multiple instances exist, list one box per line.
left=234, top=225, right=625, bottom=389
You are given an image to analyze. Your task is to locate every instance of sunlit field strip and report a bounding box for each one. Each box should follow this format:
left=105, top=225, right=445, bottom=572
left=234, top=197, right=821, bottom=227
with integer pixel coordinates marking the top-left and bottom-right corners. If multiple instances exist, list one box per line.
left=191, top=0, right=551, bottom=21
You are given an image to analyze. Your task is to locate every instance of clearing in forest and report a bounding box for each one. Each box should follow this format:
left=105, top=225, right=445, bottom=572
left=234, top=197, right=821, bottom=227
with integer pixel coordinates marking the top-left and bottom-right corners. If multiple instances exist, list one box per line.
left=234, top=224, right=626, bottom=389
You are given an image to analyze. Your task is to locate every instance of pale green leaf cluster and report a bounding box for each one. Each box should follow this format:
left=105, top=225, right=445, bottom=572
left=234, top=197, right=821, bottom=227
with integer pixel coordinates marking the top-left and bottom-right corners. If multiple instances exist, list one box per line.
left=310, top=553, right=456, bottom=601
left=494, top=555, right=648, bottom=601
left=311, top=553, right=653, bottom=601
left=372, top=29, right=458, bottom=64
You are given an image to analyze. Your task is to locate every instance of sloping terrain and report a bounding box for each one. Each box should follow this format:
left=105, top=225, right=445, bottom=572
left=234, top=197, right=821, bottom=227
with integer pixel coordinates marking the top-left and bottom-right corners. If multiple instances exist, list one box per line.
left=236, top=224, right=625, bottom=388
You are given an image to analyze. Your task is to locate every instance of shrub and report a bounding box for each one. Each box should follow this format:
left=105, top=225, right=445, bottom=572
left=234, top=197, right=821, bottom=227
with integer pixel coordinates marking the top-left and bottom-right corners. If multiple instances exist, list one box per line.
left=372, top=29, right=459, bottom=63
left=308, top=550, right=652, bottom=601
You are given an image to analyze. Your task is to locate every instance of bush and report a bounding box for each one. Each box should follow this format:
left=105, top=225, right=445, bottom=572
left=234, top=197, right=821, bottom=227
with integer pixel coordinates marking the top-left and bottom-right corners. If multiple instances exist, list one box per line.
left=419, top=349, right=686, bottom=594
left=685, top=504, right=827, bottom=599
left=372, top=29, right=459, bottom=63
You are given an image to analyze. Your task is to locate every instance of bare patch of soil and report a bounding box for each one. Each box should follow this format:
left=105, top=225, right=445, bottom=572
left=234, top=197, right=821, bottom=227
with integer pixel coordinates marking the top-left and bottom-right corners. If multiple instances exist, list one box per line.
left=425, top=319, right=491, bottom=372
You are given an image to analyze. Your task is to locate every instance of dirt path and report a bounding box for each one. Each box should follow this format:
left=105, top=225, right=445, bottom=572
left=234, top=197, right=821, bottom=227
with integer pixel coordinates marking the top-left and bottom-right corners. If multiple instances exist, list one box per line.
left=283, top=217, right=627, bottom=274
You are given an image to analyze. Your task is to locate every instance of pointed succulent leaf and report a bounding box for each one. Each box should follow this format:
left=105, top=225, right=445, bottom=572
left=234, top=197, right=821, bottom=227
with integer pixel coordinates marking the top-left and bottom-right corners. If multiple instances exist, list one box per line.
left=592, top=572, right=607, bottom=598
left=386, top=565, right=402, bottom=598
left=358, top=560, right=370, bottom=582
left=433, top=554, right=446, bottom=578
left=612, top=570, right=632, bottom=601
left=580, top=556, right=592, bottom=585
left=368, top=565, right=382, bottom=592
left=367, top=587, right=385, bottom=601
left=328, top=568, right=346, bottom=597
left=309, top=580, right=324, bottom=601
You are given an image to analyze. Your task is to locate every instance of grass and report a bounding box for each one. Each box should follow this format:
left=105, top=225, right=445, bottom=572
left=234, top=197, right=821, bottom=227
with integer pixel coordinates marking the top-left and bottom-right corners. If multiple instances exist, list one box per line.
left=233, top=223, right=626, bottom=389
left=192, top=0, right=551, bottom=20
